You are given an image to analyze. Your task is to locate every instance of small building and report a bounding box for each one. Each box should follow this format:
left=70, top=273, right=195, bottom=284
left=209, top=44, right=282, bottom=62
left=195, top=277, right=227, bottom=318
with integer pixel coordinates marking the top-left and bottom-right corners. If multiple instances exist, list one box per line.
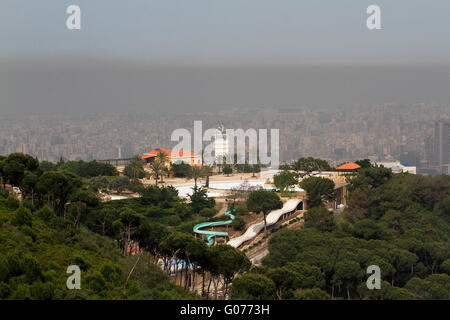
left=336, top=162, right=361, bottom=177
left=375, top=160, right=416, bottom=174
left=141, top=148, right=202, bottom=167
left=4, top=184, right=22, bottom=199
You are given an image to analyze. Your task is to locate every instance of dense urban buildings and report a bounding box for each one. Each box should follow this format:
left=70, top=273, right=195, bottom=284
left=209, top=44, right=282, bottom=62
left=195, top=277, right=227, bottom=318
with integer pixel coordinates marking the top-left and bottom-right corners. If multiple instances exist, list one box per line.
left=1, top=104, right=449, bottom=175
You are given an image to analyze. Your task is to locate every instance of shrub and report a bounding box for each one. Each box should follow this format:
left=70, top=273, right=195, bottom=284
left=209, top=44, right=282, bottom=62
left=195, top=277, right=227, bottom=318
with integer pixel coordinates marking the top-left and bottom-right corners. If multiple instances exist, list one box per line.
left=5, top=196, right=20, bottom=210
left=11, top=206, right=33, bottom=227
left=199, top=207, right=216, bottom=218
left=35, top=206, right=56, bottom=223
left=20, top=225, right=37, bottom=242
left=73, top=256, right=90, bottom=271
left=100, top=262, right=122, bottom=284
left=86, top=271, right=107, bottom=293
left=232, top=217, right=246, bottom=231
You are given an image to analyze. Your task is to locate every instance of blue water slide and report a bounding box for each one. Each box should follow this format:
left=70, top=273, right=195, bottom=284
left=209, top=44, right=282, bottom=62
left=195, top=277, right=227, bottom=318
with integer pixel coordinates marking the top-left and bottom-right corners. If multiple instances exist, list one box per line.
left=193, top=209, right=235, bottom=246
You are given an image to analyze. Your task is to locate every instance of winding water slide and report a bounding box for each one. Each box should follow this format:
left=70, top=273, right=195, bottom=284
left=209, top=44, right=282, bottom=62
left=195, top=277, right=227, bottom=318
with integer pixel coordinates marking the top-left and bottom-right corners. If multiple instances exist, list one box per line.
left=227, top=199, right=302, bottom=248
left=193, top=199, right=302, bottom=248
left=193, top=209, right=236, bottom=246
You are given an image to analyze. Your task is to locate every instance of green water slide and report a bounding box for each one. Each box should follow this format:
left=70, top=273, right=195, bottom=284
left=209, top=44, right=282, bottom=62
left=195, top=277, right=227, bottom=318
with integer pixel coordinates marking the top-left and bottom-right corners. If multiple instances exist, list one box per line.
left=193, top=209, right=235, bottom=246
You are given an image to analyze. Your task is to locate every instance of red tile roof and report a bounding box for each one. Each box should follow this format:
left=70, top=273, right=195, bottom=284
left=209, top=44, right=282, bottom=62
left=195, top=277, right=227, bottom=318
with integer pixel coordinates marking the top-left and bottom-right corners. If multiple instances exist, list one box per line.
left=336, top=162, right=361, bottom=170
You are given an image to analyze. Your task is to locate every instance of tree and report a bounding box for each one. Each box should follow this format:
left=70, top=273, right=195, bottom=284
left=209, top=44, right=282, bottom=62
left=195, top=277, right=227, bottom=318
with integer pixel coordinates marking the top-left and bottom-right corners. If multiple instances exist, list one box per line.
left=1, top=153, right=39, bottom=194
left=39, top=161, right=57, bottom=172
left=208, top=244, right=251, bottom=298
left=187, top=165, right=204, bottom=188
left=292, top=157, right=331, bottom=176
left=266, top=262, right=325, bottom=300
left=11, top=206, right=33, bottom=227
left=273, top=170, right=298, bottom=195
left=405, top=274, right=450, bottom=300
left=343, top=189, right=369, bottom=223
left=149, top=161, right=165, bottom=186
left=202, top=165, right=214, bottom=188
left=231, top=273, right=276, bottom=300
left=266, top=266, right=298, bottom=299
left=440, top=259, right=450, bottom=275
left=35, top=205, right=56, bottom=223
left=87, top=207, right=119, bottom=236
left=2, top=160, right=25, bottom=193
left=155, top=151, right=169, bottom=182
left=222, top=165, right=232, bottom=176
left=113, top=209, right=143, bottom=255
left=304, top=206, right=336, bottom=232
left=108, top=176, right=131, bottom=193
left=347, top=166, right=392, bottom=192
left=231, top=216, right=246, bottom=231
left=124, top=156, right=146, bottom=179
left=189, top=186, right=215, bottom=214
left=137, top=222, right=170, bottom=264
left=37, top=171, right=82, bottom=217
left=22, top=171, right=39, bottom=206
left=355, top=159, right=372, bottom=169
left=293, top=288, right=331, bottom=300
left=170, top=162, right=191, bottom=178
left=247, top=190, right=282, bottom=235
left=155, top=151, right=169, bottom=166
left=68, top=189, right=100, bottom=227
left=58, top=160, right=117, bottom=178
left=352, top=219, right=387, bottom=240
left=332, top=260, right=364, bottom=299
left=159, top=232, right=208, bottom=291
left=0, top=156, right=7, bottom=192
left=300, top=176, right=335, bottom=208
left=199, top=207, right=216, bottom=218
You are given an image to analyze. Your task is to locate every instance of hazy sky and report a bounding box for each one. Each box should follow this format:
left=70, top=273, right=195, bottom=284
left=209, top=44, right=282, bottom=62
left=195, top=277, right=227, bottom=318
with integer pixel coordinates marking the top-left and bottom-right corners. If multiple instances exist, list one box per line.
left=1, top=1, right=450, bottom=115
left=1, top=0, right=450, bottom=65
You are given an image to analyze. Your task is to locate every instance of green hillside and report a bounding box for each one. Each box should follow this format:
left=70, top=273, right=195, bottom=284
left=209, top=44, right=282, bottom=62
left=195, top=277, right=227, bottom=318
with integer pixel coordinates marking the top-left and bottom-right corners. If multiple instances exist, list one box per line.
left=0, top=196, right=196, bottom=300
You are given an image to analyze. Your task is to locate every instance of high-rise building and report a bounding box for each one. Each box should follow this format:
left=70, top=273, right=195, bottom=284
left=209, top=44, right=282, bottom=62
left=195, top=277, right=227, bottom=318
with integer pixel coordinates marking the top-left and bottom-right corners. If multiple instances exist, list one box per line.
left=434, top=120, right=450, bottom=173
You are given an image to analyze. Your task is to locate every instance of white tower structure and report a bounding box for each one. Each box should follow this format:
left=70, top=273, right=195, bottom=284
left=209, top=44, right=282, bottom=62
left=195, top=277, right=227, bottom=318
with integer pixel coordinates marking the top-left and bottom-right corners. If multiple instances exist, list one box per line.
left=214, top=124, right=228, bottom=163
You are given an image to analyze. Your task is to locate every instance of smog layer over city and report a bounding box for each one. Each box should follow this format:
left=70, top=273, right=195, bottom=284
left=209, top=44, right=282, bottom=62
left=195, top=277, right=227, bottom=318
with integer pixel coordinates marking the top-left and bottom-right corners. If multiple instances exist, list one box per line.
left=0, top=0, right=449, bottom=309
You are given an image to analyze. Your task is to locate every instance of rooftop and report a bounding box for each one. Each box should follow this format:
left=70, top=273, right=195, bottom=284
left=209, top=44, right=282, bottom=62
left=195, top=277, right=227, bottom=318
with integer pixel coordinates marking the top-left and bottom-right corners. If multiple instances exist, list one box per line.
left=336, top=162, right=361, bottom=170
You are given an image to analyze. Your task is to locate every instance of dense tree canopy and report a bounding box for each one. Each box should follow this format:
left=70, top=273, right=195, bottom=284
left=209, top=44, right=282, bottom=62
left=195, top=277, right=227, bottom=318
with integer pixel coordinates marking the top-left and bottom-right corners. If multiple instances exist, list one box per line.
left=2, top=152, right=449, bottom=300
left=58, top=160, right=117, bottom=178
left=260, top=171, right=450, bottom=300
left=292, top=157, right=331, bottom=176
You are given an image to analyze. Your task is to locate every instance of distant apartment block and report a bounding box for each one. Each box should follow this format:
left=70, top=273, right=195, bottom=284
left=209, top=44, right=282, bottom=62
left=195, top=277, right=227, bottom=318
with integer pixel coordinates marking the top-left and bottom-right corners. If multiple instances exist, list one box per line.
left=433, top=120, right=450, bottom=173
left=375, top=160, right=417, bottom=174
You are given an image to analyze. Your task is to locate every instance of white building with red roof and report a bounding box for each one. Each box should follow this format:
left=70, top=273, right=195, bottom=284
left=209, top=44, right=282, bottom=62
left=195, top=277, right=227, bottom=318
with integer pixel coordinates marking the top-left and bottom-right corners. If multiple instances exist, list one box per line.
left=140, top=148, right=202, bottom=167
